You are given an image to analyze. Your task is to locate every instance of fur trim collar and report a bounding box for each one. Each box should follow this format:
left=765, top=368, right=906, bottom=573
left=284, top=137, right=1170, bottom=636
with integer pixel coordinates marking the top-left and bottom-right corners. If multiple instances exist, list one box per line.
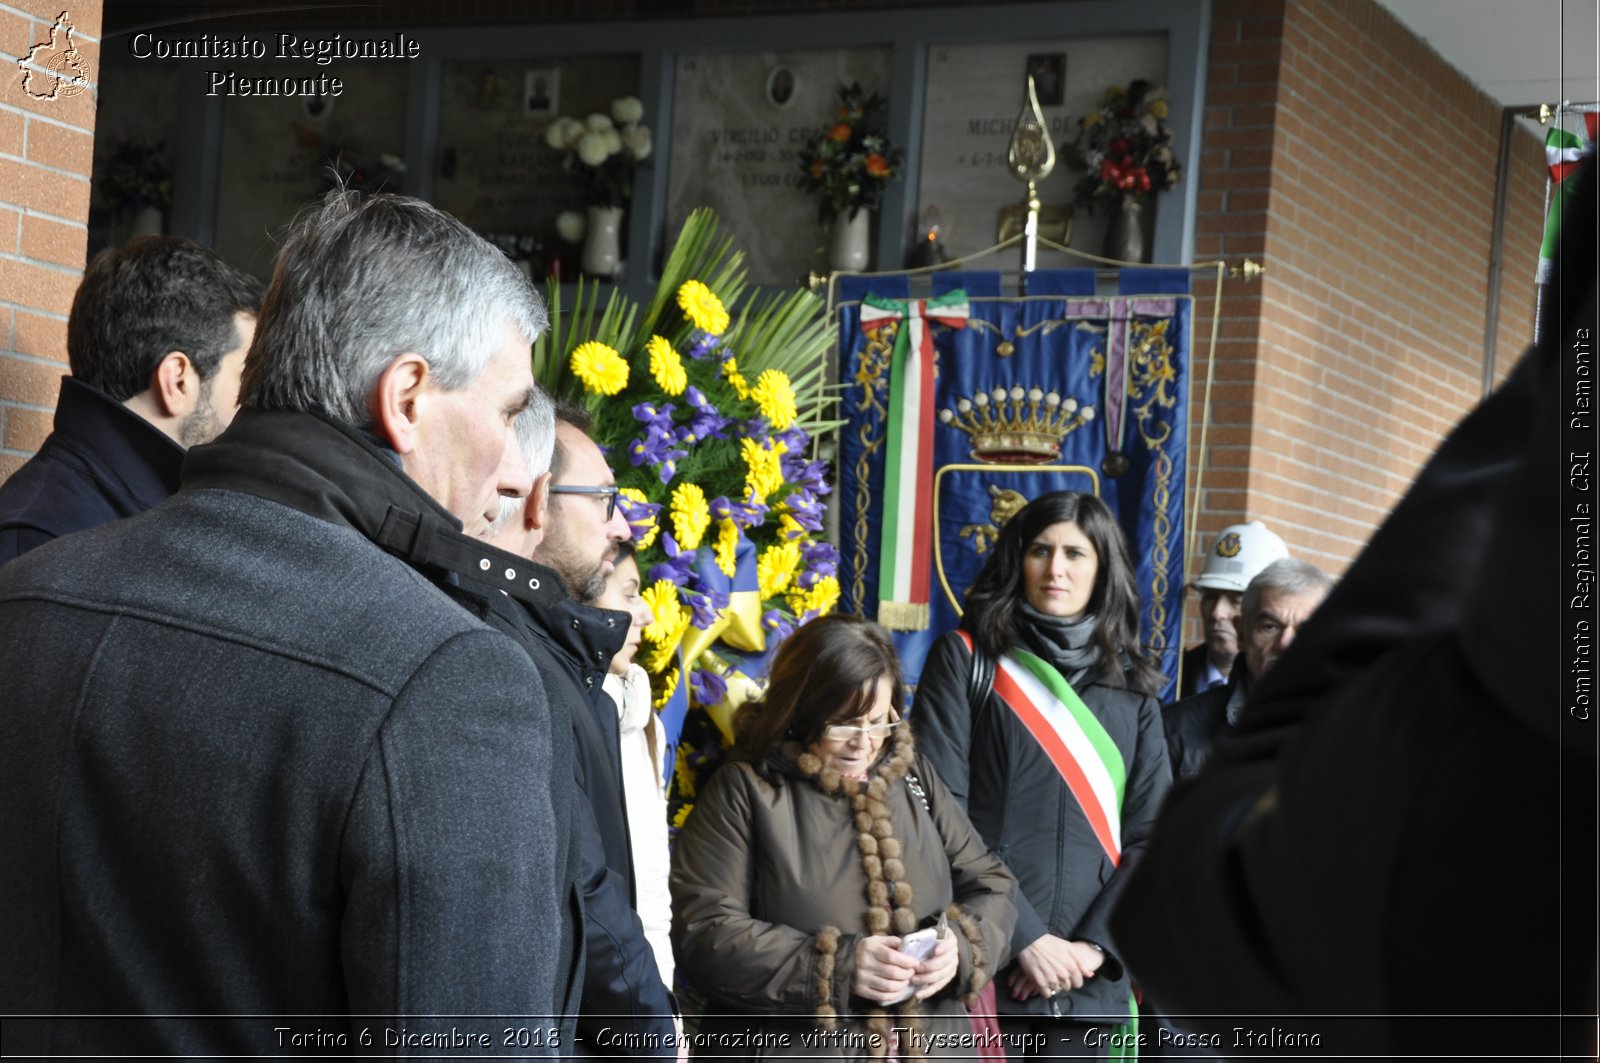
left=795, top=723, right=926, bottom=1059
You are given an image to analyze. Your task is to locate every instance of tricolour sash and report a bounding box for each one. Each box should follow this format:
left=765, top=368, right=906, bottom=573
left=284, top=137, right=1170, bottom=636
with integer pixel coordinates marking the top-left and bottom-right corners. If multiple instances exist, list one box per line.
left=861, top=291, right=969, bottom=631
left=957, top=630, right=1125, bottom=865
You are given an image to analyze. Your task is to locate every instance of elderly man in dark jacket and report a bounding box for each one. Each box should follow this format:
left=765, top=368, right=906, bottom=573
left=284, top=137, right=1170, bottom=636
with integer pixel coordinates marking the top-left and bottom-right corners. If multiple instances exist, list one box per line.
left=0, top=193, right=575, bottom=1055
left=1162, top=558, right=1331, bottom=780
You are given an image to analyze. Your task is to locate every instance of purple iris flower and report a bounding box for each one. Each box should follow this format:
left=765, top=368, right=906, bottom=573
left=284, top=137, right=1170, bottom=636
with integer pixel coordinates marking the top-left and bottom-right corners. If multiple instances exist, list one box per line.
left=615, top=492, right=661, bottom=542
left=632, top=401, right=676, bottom=430
left=783, top=490, right=826, bottom=534
left=628, top=424, right=689, bottom=484
left=795, top=540, right=841, bottom=589
left=682, top=586, right=729, bottom=630
left=728, top=497, right=769, bottom=529
left=684, top=386, right=732, bottom=441
left=774, top=427, right=810, bottom=456
left=781, top=453, right=832, bottom=496
left=688, top=333, right=723, bottom=360
left=689, top=667, right=729, bottom=706
left=649, top=536, right=695, bottom=585
left=762, top=609, right=797, bottom=643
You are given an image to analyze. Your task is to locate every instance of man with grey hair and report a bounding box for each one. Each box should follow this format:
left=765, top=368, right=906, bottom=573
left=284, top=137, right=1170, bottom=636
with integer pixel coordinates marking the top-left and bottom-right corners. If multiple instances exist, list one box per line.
left=1162, top=558, right=1333, bottom=780
left=455, top=395, right=677, bottom=1057
left=0, top=192, right=572, bottom=1054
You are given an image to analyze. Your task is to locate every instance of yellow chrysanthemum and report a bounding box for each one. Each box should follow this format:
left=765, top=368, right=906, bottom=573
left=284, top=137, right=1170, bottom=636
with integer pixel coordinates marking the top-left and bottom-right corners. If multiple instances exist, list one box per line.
left=750, top=368, right=798, bottom=430
left=670, top=482, right=711, bottom=552
left=787, top=575, right=841, bottom=618
left=677, top=279, right=730, bottom=336
left=740, top=438, right=786, bottom=505
left=777, top=513, right=807, bottom=541
left=757, top=540, right=802, bottom=600
left=723, top=357, right=750, bottom=401
left=618, top=487, right=659, bottom=550
left=647, top=334, right=687, bottom=396
left=570, top=341, right=629, bottom=396
left=641, top=579, right=685, bottom=644
left=714, top=518, right=739, bottom=578
left=672, top=804, right=693, bottom=829
left=652, top=666, right=679, bottom=710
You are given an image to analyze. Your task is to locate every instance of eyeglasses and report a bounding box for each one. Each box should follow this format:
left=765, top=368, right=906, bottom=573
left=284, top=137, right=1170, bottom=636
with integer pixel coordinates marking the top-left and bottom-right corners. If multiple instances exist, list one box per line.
left=822, top=720, right=901, bottom=742
left=549, top=484, right=620, bottom=521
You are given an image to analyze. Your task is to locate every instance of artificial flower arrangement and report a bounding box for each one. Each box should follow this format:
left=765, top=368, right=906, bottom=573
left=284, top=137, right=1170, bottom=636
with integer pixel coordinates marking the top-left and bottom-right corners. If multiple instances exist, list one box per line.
left=98, top=131, right=173, bottom=214
left=1062, top=79, right=1182, bottom=212
left=796, top=82, right=903, bottom=224
left=533, top=208, right=839, bottom=828
left=544, top=96, right=653, bottom=209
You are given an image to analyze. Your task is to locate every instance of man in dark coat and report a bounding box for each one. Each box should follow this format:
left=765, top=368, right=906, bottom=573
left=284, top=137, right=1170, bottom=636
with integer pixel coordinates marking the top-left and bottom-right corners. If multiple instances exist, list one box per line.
left=0, top=236, right=262, bottom=563
left=1112, top=159, right=1598, bottom=1059
left=466, top=399, right=678, bottom=1057
left=0, top=193, right=575, bottom=1055
left=1163, top=558, right=1331, bottom=780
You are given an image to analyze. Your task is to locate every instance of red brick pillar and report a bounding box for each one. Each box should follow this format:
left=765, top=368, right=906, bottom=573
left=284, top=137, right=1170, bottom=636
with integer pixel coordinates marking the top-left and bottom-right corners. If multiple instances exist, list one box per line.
left=1, top=3, right=101, bottom=481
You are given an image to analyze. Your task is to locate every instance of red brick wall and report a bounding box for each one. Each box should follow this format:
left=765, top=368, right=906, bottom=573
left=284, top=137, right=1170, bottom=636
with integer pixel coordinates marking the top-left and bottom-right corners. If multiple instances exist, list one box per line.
left=0, top=3, right=101, bottom=480
left=1181, top=0, right=1546, bottom=645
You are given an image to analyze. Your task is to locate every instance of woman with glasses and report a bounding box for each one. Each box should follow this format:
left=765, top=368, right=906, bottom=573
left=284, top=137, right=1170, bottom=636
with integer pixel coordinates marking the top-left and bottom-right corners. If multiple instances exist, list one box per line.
left=911, top=491, right=1171, bottom=1060
left=671, top=613, right=1017, bottom=1059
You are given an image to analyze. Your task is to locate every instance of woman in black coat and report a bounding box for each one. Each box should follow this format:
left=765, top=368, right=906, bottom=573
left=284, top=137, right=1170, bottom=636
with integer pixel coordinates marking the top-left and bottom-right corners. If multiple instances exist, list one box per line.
left=912, top=491, right=1171, bottom=1058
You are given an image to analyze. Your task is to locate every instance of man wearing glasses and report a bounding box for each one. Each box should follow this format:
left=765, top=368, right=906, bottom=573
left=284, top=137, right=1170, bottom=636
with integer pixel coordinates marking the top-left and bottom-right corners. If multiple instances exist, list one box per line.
left=538, top=408, right=631, bottom=601
left=473, top=400, right=677, bottom=1057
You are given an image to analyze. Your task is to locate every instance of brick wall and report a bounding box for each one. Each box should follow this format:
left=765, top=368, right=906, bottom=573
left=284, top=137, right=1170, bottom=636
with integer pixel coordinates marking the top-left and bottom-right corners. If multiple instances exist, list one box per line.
left=0, top=2, right=101, bottom=481
left=1180, top=0, right=1546, bottom=645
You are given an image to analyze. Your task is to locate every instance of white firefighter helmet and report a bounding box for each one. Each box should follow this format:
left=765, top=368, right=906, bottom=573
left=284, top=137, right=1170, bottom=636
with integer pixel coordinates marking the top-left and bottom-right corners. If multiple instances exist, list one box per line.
left=1193, top=521, right=1289, bottom=593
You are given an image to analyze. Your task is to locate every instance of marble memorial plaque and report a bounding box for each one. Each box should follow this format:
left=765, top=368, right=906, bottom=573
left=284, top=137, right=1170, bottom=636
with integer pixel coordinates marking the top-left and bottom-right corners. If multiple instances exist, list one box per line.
left=215, top=65, right=407, bottom=277
left=918, top=35, right=1168, bottom=268
left=667, top=47, right=891, bottom=286
left=434, top=55, right=640, bottom=272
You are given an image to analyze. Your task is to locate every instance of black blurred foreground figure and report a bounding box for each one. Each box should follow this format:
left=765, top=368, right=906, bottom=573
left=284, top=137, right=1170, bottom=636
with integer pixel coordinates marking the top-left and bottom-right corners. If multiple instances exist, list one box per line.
left=1113, top=158, right=1598, bottom=1060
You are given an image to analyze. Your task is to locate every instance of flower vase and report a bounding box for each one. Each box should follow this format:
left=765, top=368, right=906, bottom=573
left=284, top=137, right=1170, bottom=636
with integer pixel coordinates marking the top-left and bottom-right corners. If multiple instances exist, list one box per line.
left=1103, top=197, right=1147, bottom=264
left=827, top=209, right=871, bottom=272
left=130, top=206, right=164, bottom=239
left=582, top=205, right=624, bottom=279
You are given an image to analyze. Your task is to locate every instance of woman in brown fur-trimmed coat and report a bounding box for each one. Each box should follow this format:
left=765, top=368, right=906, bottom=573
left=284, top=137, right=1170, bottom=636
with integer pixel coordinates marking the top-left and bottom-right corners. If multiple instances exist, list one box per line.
left=671, top=615, right=1018, bottom=1060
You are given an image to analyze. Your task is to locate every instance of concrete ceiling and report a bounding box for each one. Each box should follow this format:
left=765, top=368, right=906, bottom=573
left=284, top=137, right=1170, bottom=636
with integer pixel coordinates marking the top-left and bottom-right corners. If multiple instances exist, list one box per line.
left=1377, top=0, right=1599, bottom=110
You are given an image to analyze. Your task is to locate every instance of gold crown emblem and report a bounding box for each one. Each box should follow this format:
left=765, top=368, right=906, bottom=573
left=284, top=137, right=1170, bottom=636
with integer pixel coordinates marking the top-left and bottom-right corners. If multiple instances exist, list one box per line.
left=1216, top=532, right=1242, bottom=557
left=938, top=386, right=1094, bottom=464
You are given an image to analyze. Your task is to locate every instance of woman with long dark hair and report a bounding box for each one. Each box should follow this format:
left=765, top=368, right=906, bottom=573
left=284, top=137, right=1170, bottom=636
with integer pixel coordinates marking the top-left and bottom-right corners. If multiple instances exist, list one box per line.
left=912, top=491, right=1171, bottom=1058
left=671, top=614, right=1017, bottom=1059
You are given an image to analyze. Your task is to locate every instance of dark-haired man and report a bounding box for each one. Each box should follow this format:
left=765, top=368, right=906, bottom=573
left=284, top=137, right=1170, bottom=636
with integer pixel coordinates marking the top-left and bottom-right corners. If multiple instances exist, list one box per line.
left=0, top=235, right=262, bottom=562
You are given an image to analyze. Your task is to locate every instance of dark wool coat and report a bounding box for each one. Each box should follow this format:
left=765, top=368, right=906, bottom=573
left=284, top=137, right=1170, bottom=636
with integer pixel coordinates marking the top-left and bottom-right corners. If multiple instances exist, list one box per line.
left=671, top=726, right=1017, bottom=1060
left=1112, top=158, right=1598, bottom=1060
left=0, top=410, right=569, bottom=1056
left=911, top=630, right=1171, bottom=1023
left=1160, top=662, right=1246, bottom=781
left=0, top=377, right=184, bottom=564
left=452, top=575, right=675, bottom=1056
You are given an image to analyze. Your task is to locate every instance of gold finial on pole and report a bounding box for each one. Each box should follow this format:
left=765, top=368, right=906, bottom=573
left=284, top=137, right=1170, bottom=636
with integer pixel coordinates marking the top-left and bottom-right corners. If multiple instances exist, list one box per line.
left=1228, top=258, right=1264, bottom=282
left=1008, top=75, right=1056, bottom=276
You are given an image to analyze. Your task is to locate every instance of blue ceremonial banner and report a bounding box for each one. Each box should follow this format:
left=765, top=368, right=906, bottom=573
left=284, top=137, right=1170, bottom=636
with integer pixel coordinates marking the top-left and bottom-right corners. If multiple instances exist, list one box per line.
left=836, top=271, right=1192, bottom=696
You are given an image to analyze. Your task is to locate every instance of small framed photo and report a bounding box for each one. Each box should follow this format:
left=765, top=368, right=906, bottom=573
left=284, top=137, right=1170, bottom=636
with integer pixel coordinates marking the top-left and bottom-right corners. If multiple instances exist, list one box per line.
left=1025, top=53, right=1066, bottom=107
left=302, top=92, right=336, bottom=121
left=766, top=65, right=797, bottom=108
left=525, top=67, right=560, bottom=116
